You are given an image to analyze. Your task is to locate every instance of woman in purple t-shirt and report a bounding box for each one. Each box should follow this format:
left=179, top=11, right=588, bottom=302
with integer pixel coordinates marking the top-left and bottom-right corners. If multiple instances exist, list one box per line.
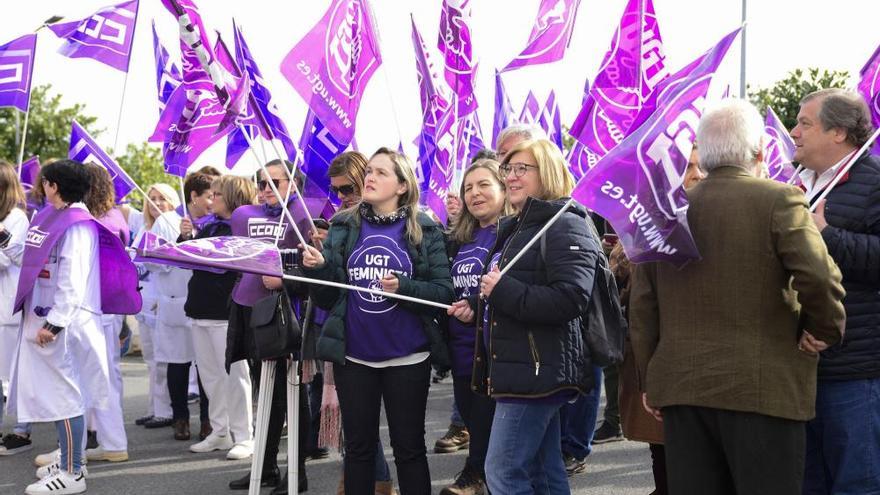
left=443, top=159, right=510, bottom=494
left=302, top=148, right=453, bottom=494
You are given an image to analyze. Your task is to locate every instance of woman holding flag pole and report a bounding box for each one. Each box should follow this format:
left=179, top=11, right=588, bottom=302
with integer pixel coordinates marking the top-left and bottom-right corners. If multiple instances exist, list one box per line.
left=301, top=147, right=453, bottom=495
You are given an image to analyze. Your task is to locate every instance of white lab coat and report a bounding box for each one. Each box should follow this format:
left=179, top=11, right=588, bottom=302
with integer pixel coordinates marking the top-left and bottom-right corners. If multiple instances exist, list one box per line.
left=0, top=207, right=28, bottom=381
left=8, top=204, right=109, bottom=422
left=148, top=210, right=194, bottom=364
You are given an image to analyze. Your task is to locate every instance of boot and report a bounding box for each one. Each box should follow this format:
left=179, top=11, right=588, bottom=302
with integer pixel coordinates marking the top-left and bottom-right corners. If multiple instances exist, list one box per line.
left=173, top=419, right=191, bottom=441
left=229, top=466, right=281, bottom=490
left=199, top=420, right=212, bottom=441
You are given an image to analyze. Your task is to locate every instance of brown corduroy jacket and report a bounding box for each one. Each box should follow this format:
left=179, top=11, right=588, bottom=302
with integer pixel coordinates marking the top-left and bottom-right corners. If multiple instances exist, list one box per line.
left=630, top=166, right=846, bottom=421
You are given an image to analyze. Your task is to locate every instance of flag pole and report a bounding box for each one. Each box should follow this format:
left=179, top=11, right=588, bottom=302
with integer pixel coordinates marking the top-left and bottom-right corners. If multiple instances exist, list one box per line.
left=739, top=0, right=747, bottom=98
left=281, top=272, right=452, bottom=310
left=364, top=0, right=404, bottom=148
left=112, top=0, right=139, bottom=153
left=16, top=108, right=31, bottom=177
left=809, top=127, right=880, bottom=211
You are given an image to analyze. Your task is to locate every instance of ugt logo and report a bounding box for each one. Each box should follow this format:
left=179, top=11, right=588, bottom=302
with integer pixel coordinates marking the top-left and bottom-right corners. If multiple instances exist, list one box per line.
left=326, top=0, right=366, bottom=98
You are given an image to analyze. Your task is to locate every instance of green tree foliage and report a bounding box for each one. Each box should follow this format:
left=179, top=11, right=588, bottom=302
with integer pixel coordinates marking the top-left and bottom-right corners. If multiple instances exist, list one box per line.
left=115, top=142, right=176, bottom=209
left=748, top=68, right=851, bottom=130
left=0, top=84, right=102, bottom=164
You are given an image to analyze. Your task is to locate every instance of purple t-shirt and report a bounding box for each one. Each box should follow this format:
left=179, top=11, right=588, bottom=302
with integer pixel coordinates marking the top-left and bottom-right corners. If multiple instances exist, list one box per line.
left=449, top=225, right=496, bottom=377
left=344, top=218, right=427, bottom=362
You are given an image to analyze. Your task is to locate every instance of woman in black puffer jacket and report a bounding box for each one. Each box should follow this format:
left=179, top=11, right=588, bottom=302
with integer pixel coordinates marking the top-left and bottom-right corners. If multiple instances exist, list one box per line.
left=468, top=138, right=599, bottom=494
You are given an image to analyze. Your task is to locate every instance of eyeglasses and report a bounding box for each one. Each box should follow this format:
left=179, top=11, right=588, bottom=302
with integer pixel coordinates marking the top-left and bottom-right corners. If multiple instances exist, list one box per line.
left=499, top=163, right=538, bottom=178
left=257, top=178, right=286, bottom=191
left=329, top=184, right=356, bottom=196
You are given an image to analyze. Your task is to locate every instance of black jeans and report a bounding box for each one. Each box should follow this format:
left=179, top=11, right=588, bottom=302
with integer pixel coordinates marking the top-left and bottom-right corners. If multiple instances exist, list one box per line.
left=167, top=362, right=209, bottom=422
left=249, top=359, right=310, bottom=474
left=451, top=375, right=495, bottom=474
left=335, top=358, right=431, bottom=495
left=602, top=364, right=620, bottom=429
left=663, top=405, right=805, bottom=495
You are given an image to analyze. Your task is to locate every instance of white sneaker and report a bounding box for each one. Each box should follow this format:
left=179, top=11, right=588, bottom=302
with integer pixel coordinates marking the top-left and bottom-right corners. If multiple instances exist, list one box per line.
left=33, top=449, right=60, bottom=467
left=25, top=469, right=87, bottom=494
left=36, top=461, right=88, bottom=479
left=226, top=440, right=254, bottom=460
left=190, top=432, right=233, bottom=453
left=86, top=445, right=129, bottom=462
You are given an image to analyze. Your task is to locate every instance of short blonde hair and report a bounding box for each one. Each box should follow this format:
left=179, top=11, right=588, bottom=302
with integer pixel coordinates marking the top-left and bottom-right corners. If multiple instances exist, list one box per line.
left=502, top=139, right=575, bottom=200
left=144, top=183, right=180, bottom=228
left=214, top=175, right=257, bottom=213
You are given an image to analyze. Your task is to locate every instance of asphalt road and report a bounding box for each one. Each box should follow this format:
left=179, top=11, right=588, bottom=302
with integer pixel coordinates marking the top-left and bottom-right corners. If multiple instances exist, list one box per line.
left=0, top=356, right=654, bottom=494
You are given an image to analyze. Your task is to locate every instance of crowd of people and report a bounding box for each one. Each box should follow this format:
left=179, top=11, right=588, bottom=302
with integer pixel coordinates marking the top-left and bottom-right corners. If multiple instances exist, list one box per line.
left=0, top=88, right=877, bottom=495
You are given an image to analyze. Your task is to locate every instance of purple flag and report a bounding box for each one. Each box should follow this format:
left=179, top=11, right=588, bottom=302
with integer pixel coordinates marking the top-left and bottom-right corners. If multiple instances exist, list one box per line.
left=425, top=102, right=458, bottom=224
left=858, top=43, right=880, bottom=154
left=70, top=120, right=137, bottom=203
left=539, top=90, right=563, bottom=149
left=567, top=143, right=599, bottom=181
left=151, top=19, right=181, bottom=113
left=519, top=91, right=541, bottom=124
left=437, top=0, right=477, bottom=116
left=0, top=33, right=37, bottom=113
left=48, top=0, right=139, bottom=72
left=493, top=70, right=517, bottom=147
left=136, top=232, right=283, bottom=277
left=280, top=0, right=382, bottom=145
left=571, top=28, right=741, bottom=268
left=412, top=16, right=452, bottom=192
left=19, top=156, right=40, bottom=191
left=234, top=22, right=297, bottom=160
left=298, top=111, right=347, bottom=199
left=763, top=106, right=797, bottom=183
left=502, top=0, right=581, bottom=72
left=569, top=0, right=668, bottom=156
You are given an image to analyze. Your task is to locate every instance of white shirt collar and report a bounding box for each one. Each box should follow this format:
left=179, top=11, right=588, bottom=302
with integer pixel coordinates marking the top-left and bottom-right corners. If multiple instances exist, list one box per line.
left=799, top=151, right=855, bottom=202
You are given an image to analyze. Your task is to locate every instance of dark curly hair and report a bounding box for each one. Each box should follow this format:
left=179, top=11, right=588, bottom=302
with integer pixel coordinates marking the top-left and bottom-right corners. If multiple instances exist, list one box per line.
left=41, top=159, right=91, bottom=204
left=83, top=162, right=116, bottom=217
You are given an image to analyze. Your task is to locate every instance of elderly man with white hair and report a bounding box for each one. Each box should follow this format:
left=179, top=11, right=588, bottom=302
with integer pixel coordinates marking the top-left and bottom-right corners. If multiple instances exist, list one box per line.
left=628, top=99, right=847, bottom=494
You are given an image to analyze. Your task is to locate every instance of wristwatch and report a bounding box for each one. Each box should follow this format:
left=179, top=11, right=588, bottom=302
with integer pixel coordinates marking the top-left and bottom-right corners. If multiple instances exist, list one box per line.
left=42, top=323, right=64, bottom=335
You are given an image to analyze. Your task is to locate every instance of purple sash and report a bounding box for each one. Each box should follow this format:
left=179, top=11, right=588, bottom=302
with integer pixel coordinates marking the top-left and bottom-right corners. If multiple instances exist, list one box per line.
left=14, top=205, right=143, bottom=315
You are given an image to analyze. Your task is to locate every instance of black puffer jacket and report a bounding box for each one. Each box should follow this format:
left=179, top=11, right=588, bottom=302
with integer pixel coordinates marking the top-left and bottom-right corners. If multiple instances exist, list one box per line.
left=817, top=154, right=880, bottom=381
left=472, top=197, right=599, bottom=399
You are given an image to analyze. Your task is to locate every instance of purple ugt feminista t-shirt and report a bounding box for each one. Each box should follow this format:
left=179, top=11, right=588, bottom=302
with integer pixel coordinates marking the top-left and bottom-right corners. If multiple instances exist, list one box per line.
left=344, top=218, right=427, bottom=362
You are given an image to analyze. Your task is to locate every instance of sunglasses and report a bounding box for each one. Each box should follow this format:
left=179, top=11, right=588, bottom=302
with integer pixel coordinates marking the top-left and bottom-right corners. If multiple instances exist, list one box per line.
left=330, top=184, right=356, bottom=196
left=257, top=178, right=286, bottom=191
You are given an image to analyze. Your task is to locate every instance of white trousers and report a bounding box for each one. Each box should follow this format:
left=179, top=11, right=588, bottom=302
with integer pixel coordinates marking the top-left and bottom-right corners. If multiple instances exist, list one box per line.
left=88, top=316, right=127, bottom=451
left=190, top=319, right=252, bottom=443
left=139, top=322, right=172, bottom=419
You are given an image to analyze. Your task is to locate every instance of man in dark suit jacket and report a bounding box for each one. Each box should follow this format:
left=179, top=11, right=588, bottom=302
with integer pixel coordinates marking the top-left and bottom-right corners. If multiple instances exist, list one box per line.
left=629, top=98, right=846, bottom=495
left=791, top=88, right=880, bottom=495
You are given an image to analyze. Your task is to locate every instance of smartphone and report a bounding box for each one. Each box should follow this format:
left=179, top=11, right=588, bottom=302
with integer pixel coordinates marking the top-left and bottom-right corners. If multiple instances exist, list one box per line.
left=312, top=218, right=330, bottom=230
left=602, top=233, right=619, bottom=246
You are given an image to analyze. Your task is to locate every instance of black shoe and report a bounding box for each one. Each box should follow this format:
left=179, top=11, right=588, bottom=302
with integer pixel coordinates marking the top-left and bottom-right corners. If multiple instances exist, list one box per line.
left=591, top=421, right=624, bottom=444
left=135, top=415, right=154, bottom=426
left=563, top=453, right=587, bottom=476
left=270, top=470, right=309, bottom=494
left=144, top=416, right=174, bottom=429
left=229, top=467, right=281, bottom=490
left=86, top=430, right=99, bottom=450
left=0, top=433, right=33, bottom=456
left=439, top=465, right=485, bottom=494
left=305, top=447, right=329, bottom=461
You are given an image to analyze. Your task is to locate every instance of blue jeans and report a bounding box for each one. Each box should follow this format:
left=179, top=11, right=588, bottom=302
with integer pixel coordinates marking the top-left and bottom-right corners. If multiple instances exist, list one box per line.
left=804, top=377, right=880, bottom=495
left=560, top=365, right=602, bottom=460
left=486, top=401, right=570, bottom=495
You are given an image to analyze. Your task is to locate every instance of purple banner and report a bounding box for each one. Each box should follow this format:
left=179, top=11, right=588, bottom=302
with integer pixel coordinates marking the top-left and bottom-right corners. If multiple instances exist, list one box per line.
left=151, top=19, right=181, bottom=113
left=763, top=106, right=797, bottom=183
left=493, top=70, right=517, bottom=147
left=19, top=156, right=40, bottom=192
left=571, top=28, right=741, bottom=268
left=136, top=231, right=283, bottom=277
left=70, top=120, right=137, bottom=203
left=0, top=33, right=37, bottom=113
left=437, top=0, right=477, bottom=116
left=425, top=101, right=458, bottom=224
left=280, top=0, right=382, bottom=145
left=539, top=90, right=563, bottom=149
left=519, top=90, right=541, bottom=124
left=858, top=43, right=880, bottom=154
left=298, top=110, right=347, bottom=199
left=502, top=0, right=581, bottom=72
left=569, top=0, right=668, bottom=157
left=48, top=0, right=139, bottom=72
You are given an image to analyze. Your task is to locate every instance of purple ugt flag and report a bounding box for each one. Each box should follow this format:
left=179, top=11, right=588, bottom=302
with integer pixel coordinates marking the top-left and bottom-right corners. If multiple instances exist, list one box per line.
left=539, top=90, right=563, bottom=149
left=70, top=120, right=137, bottom=203
left=858, top=43, right=880, bottom=154
left=298, top=111, right=346, bottom=199
left=493, top=70, right=517, bottom=147
left=425, top=101, right=458, bottom=224
left=502, top=0, right=581, bottom=72
left=48, top=0, right=139, bottom=72
left=520, top=91, right=541, bottom=124
left=763, top=106, right=798, bottom=183
left=19, top=156, right=40, bottom=192
left=234, top=22, right=297, bottom=161
left=438, top=0, right=478, bottom=116
left=0, top=33, right=37, bottom=113
left=280, top=0, right=382, bottom=146
left=570, top=0, right=668, bottom=157
left=151, top=19, right=181, bottom=113
left=572, top=28, right=741, bottom=268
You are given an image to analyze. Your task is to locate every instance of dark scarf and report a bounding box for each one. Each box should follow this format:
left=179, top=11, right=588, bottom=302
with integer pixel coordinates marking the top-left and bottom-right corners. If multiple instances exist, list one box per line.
left=359, top=203, right=410, bottom=225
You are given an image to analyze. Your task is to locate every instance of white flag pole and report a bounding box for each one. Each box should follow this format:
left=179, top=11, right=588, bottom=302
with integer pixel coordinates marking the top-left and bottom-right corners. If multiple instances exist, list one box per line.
left=282, top=272, right=451, bottom=310
left=809, top=127, right=880, bottom=211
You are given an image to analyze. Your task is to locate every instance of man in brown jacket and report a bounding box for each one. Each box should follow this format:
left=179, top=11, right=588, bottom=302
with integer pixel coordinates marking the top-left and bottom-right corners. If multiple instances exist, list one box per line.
left=629, top=98, right=846, bottom=495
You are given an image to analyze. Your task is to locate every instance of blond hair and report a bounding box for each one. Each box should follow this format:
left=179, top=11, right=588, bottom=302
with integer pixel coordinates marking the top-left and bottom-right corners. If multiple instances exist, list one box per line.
left=502, top=139, right=575, bottom=200
left=0, top=161, right=25, bottom=221
left=144, top=183, right=180, bottom=228
left=214, top=175, right=257, bottom=214
left=449, top=159, right=511, bottom=244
